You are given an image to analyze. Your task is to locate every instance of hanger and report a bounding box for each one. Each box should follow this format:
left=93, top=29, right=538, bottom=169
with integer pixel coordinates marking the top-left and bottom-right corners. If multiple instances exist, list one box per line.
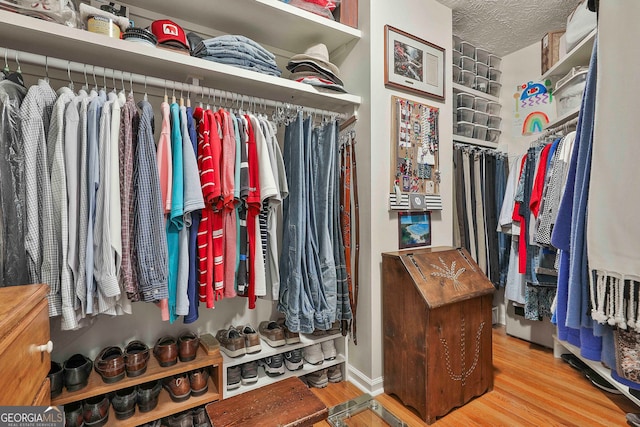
left=206, top=87, right=211, bottom=111
left=171, top=84, right=176, bottom=104
left=186, top=85, right=191, bottom=108
left=7, top=52, right=24, bottom=87
left=2, top=50, right=10, bottom=77
left=92, top=65, right=98, bottom=91
left=44, top=56, right=49, bottom=83
left=179, top=83, right=184, bottom=108
left=163, top=80, right=168, bottom=103
left=111, top=68, right=117, bottom=93
left=67, top=61, right=74, bottom=91
left=102, top=69, right=107, bottom=92
left=143, top=75, right=148, bottom=102
left=82, top=64, right=89, bottom=91
left=198, top=85, right=204, bottom=109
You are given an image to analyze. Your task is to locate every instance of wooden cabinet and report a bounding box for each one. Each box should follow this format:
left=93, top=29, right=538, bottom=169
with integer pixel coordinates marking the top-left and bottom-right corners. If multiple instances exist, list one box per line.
left=381, top=247, right=494, bottom=424
left=0, top=284, right=51, bottom=406
left=51, top=349, right=223, bottom=426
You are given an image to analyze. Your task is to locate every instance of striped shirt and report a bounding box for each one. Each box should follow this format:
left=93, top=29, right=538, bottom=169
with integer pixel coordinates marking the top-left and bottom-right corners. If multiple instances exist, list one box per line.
left=134, top=100, right=169, bottom=302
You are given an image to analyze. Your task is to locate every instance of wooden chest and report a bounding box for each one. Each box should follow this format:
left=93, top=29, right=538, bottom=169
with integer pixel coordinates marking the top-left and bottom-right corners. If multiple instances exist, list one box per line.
left=0, top=284, right=51, bottom=405
left=382, top=247, right=494, bottom=424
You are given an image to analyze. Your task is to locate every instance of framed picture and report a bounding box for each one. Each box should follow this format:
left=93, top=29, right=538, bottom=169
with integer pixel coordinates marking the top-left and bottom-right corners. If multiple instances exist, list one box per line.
left=398, top=211, right=432, bottom=249
left=384, top=25, right=445, bottom=101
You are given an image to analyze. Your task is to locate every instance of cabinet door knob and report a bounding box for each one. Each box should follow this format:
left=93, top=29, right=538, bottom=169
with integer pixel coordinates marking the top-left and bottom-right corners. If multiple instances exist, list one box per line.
left=35, top=341, right=53, bottom=354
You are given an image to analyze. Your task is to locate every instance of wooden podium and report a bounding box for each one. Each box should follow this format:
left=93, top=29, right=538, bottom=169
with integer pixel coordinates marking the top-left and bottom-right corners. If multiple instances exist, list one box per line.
left=382, top=247, right=495, bottom=424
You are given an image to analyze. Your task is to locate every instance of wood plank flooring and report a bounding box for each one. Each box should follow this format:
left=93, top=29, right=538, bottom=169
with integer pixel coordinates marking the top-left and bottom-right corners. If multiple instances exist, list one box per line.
left=311, top=326, right=638, bottom=427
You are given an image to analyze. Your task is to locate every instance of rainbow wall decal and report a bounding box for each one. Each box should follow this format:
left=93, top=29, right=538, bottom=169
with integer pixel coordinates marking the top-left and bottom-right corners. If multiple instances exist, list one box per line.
left=522, top=111, right=550, bottom=135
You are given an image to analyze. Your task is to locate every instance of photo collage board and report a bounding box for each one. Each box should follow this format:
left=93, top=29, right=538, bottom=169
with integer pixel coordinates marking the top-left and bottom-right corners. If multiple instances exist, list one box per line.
left=390, top=95, right=440, bottom=201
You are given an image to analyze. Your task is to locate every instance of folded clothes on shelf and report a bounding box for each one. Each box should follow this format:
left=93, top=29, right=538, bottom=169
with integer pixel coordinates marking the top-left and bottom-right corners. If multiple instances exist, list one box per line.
left=193, top=34, right=281, bottom=77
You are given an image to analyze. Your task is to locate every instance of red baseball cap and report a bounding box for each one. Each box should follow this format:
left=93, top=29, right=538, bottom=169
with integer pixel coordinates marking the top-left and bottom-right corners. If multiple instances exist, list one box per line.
left=150, top=20, right=189, bottom=50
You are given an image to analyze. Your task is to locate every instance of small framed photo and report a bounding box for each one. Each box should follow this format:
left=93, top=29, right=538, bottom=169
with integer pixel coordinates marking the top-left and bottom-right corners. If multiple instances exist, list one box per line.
left=398, top=211, right=432, bottom=249
left=384, top=25, right=445, bottom=101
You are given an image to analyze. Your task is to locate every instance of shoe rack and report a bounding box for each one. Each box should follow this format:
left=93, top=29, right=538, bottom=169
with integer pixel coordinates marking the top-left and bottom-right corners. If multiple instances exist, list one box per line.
left=51, top=349, right=223, bottom=426
left=222, top=333, right=346, bottom=398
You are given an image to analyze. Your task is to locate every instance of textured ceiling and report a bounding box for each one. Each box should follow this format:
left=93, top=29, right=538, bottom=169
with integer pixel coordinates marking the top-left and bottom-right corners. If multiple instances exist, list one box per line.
left=436, top=0, right=584, bottom=56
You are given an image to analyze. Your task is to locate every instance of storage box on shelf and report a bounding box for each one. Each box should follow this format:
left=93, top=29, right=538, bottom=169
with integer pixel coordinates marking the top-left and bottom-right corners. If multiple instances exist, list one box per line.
left=51, top=348, right=223, bottom=427
left=221, top=333, right=346, bottom=398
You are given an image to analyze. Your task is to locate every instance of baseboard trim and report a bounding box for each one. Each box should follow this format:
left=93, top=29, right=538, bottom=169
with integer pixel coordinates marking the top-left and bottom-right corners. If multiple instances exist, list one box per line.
left=346, top=364, right=384, bottom=396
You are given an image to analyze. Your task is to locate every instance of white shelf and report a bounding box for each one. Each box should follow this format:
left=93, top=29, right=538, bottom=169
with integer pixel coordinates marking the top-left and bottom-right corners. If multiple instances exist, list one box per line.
left=555, top=336, right=640, bottom=407
left=225, top=355, right=345, bottom=398
left=126, top=0, right=361, bottom=55
left=542, top=29, right=597, bottom=81
left=0, top=10, right=361, bottom=113
left=452, top=83, right=500, bottom=103
left=221, top=332, right=342, bottom=368
left=453, top=134, right=499, bottom=148
left=544, top=106, right=580, bottom=131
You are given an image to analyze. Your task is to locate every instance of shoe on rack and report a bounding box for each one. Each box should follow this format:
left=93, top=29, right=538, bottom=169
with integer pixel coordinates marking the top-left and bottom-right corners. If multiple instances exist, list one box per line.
left=584, top=369, right=622, bottom=394
left=284, top=349, right=303, bottom=371
left=227, top=366, right=242, bottom=390
left=258, top=320, right=286, bottom=347
left=277, top=317, right=300, bottom=344
left=124, top=340, right=150, bottom=377
left=216, top=327, right=247, bottom=358
left=163, top=373, right=192, bottom=402
left=260, top=354, right=285, bottom=377
left=627, top=413, right=640, bottom=427
left=237, top=325, right=262, bottom=354
left=560, top=353, right=589, bottom=374
left=94, top=346, right=126, bottom=383
left=167, top=410, right=194, bottom=427
left=48, top=361, right=63, bottom=399
left=306, top=369, right=328, bottom=388
left=137, top=380, right=162, bottom=412
left=192, top=407, right=211, bottom=427
left=153, top=336, right=178, bottom=367
left=321, top=340, right=337, bottom=361
left=189, top=368, right=209, bottom=397
left=178, top=331, right=200, bottom=362
left=303, top=343, right=324, bottom=365
left=83, top=394, right=110, bottom=427
left=64, top=402, right=84, bottom=427
left=63, top=353, right=93, bottom=392
left=327, top=365, right=343, bottom=383
left=111, top=386, right=137, bottom=420
left=241, top=361, right=259, bottom=384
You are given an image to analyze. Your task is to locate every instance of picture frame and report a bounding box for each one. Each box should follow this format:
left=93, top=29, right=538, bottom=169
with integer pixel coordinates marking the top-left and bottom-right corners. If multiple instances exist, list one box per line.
left=384, top=25, right=445, bottom=101
left=398, top=211, right=432, bottom=249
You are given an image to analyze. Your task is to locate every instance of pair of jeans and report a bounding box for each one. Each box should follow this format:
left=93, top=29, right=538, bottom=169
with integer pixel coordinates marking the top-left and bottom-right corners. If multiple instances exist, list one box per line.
left=201, top=56, right=281, bottom=77
left=197, top=35, right=275, bottom=60
left=195, top=44, right=276, bottom=64
left=198, top=51, right=280, bottom=73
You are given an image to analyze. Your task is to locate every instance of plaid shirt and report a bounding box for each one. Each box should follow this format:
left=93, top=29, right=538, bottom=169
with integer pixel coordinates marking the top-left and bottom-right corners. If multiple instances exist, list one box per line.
left=20, top=80, right=59, bottom=316
left=134, top=100, right=168, bottom=302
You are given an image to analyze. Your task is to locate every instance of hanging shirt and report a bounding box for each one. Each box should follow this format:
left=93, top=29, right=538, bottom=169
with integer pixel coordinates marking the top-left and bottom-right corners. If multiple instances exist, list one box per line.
left=167, top=102, right=184, bottom=323
left=209, top=110, right=224, bottom=301
left=157, top=102, right=173, bottom=214
left=135, top=100, right=169, bottom=304
left=48, top=86, right=75, bottom=329
left=244, top=114, right=261, bottom=309
left=183, top=107, right=204, bottom=323
left=219, top=109, right=237, bottom=298
left=194, top=107, right=215, bottom=308
left=119, top=94, right=140, bottom=300
left=21, top=79, right=59, bottom=316
left=236, top=114, right=250, bottom=295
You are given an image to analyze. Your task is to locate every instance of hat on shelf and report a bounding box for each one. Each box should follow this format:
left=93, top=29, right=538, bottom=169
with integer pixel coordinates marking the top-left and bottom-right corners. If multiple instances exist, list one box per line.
left=290, top=71, right=346, bottom=93
left=123, top=27, right=157, bottom=47
left=287, top=43, right=344, bottom=86
left=150, top=19, right=189, bottom=51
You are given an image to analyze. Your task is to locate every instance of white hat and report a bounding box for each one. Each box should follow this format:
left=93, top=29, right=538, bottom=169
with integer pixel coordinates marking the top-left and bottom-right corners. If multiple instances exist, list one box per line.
left=287, top=43, right=341, bottom=83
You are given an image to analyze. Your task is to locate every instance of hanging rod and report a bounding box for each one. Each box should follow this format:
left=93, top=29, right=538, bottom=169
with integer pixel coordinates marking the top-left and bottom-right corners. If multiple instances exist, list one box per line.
left=542, top=116, right=579, bottom=137
left=0, top=46, right=350, bottom=120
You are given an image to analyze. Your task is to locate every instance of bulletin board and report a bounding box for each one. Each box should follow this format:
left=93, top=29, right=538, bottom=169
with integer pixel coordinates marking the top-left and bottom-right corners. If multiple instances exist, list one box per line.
left=389, top=95, right=442, bottom=211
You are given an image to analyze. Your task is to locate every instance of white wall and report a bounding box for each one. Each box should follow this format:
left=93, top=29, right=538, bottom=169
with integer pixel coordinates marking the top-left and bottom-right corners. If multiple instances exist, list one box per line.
left=341, top=0, right=453, bottom=394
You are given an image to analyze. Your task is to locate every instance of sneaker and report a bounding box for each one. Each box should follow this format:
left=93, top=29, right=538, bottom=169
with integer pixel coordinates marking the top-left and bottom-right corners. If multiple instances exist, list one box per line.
left=260, top=354, right=285, bottom=377
left=237, top=325, right=262, bottom=354
left=321, top=340, right=337, bottom=361
left=284, top=349, right=303, bottom=371
left=276, top=318, right=300, bottom=344
left=303, top=343, right=324, bottom=365
left=258, top=321, right=286, bottom=347
left=585, top=369, right=622, bottom=394
left=327, top=365, right=343, bottom=383
left=226, top=366, right=241, bottom=390
left=240, top=361, right=259, bottom=385
left=216, top=327, right=246, bottom=358
left=306, top=369, right=328, bottom=388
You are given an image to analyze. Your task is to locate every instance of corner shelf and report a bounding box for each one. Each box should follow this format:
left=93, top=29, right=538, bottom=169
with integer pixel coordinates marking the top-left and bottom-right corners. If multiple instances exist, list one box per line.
left=0, top=10, right=361, bottom=113
left=542, top=29, right=596, bottom=81
left=554, top=336, right=640, bottom=407
left=453, top=135, right=498, bottom=149
left=126, top=0, right=361, bottom=55
left=51, top=349, right=222, bottom=406
left=544, top=106, right=580, bottom=131
left=452, top=83, right=500, bottom=103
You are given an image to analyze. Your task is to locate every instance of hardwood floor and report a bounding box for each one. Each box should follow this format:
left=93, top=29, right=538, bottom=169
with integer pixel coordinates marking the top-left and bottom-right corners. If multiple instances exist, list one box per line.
left=311, top=326, right=638, bottom=427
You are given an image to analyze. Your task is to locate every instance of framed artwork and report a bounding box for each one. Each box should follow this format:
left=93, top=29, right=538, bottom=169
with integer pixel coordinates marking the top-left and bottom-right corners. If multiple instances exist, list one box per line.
left=398, top=211, right=432, bottom=249
left=384, top=25, right=445, bottom=101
